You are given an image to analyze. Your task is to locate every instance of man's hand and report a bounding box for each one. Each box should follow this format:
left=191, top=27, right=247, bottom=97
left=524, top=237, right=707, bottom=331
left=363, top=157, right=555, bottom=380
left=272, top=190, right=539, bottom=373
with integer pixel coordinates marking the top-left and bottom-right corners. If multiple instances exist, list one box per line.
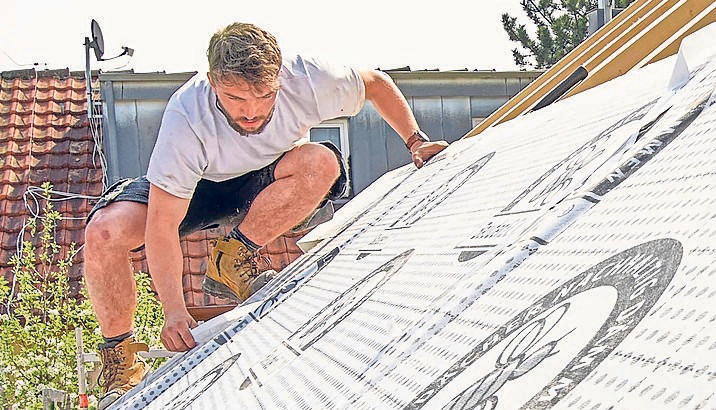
left=161, top=308, right=198, bottom=352
left=360, top=70, right=450, bottom=168
left=411, top=140, right=449, bottom=168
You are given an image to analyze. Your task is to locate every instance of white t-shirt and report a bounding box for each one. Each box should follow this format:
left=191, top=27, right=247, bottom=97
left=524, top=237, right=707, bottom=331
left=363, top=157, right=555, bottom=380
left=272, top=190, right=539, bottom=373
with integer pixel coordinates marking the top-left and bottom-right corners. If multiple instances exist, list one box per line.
left=147, top=55, right=366, bottom=199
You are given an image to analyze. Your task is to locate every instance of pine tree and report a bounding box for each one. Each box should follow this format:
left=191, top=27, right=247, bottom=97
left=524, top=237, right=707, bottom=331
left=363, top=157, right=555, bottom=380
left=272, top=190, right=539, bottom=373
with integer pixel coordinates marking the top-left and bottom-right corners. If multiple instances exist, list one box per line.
left=502, top=0, right=637, bottom=69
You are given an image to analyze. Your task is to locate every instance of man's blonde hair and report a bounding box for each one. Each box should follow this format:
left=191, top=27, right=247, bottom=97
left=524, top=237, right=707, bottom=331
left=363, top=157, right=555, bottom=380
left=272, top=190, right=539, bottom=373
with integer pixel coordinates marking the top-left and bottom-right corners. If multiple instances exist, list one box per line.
left=207, top=23, right=282, bottom=89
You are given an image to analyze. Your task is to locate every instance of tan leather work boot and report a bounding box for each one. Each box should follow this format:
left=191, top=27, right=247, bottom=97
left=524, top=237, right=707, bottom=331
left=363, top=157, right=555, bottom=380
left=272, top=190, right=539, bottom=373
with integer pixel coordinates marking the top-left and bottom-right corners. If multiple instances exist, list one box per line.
left=202, top=236, right=276, bottom=303
left=97, top=337, right=149, bottom=410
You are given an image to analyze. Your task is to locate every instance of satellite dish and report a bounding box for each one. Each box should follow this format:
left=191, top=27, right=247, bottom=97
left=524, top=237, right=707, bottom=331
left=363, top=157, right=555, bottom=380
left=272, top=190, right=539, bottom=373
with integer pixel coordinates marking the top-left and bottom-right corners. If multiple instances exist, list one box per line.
left=90, top=19, right=105, bottom=60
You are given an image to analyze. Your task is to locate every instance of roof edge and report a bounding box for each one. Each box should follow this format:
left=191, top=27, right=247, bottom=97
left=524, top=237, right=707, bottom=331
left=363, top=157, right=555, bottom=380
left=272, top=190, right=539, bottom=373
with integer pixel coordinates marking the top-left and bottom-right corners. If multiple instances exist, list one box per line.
left=0, top=67, right=107, bottom=80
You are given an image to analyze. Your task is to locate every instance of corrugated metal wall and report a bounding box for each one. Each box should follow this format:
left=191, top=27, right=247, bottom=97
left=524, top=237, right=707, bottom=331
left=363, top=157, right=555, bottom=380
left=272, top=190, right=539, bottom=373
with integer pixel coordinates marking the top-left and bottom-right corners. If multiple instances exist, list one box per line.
left=101, top=73, right=194, bottom=182
left=100, top=70, right=539, bottom=195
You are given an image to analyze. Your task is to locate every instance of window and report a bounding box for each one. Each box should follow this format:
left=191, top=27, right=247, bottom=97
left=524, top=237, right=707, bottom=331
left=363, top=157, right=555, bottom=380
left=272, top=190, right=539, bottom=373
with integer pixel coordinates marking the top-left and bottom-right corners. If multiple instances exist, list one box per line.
left=310, top=120, right=349, bottom=154
left=310, top=119, right=350, bottom=197
left=472, top=117, right=487, bottom=128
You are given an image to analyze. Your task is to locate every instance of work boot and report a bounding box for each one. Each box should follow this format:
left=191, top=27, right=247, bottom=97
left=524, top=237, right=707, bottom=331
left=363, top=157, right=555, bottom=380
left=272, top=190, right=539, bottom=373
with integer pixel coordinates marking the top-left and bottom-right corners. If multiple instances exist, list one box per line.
left=202, top=236, right=276, bottom=303
left=97, top=337, right=149, bottom=410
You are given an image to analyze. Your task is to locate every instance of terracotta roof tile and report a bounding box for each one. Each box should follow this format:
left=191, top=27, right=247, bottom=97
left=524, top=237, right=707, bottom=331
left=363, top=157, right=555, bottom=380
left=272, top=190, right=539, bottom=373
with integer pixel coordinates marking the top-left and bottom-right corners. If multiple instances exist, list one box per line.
left=3, top=199, right=27, bottom=217
left=0, top=99, right=85, bottom=116
left=185, top=235, right=212, bottom=259
left=1, top=70, right=99, bottom=299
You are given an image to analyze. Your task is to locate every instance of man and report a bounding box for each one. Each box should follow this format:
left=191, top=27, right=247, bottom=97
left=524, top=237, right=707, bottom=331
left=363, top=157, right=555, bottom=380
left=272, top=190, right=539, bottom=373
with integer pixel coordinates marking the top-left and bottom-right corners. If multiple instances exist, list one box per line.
left=83, top=22, right=448, bottom=408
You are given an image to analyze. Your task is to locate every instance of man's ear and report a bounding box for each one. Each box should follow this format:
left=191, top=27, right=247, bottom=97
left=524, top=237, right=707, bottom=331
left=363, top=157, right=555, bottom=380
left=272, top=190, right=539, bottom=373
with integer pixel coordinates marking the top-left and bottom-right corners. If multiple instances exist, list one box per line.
left=207, top=72, right=215, bottom=88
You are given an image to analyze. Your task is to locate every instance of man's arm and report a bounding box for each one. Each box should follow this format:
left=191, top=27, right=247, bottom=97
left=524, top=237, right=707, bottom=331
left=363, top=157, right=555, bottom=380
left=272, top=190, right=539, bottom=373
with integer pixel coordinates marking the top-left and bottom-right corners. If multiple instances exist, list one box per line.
left=145, top=183, right=197, bottom=351
left=360, top=70, right=448, bottom=168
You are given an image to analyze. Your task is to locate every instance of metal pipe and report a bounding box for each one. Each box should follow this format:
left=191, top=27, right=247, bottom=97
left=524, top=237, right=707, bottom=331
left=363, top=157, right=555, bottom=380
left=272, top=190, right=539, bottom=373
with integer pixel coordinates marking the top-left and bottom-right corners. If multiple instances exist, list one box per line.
left=601, top=0, right=614, bottom=24
left=84, top=37, right=93, bottom=122
left=75, top=327, right=89, bottom=409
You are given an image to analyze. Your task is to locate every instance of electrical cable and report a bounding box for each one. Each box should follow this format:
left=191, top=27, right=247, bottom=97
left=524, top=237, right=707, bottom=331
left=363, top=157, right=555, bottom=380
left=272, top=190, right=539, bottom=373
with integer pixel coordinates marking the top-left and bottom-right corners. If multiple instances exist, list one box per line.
left=5, top=71, right=105, bottom=312
left=0, top=50, right=42, bottom=69
left=89, top=81, right=109, bottom=189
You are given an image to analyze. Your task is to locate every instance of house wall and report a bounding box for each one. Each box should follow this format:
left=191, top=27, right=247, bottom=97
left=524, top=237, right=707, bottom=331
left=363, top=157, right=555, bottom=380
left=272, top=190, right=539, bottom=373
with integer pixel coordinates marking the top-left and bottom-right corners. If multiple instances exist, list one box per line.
left=100, top=70, right=540, bottom=195
left=349, top=71, right=539, bottom=193
left=100, top=72, right=194, bottom=183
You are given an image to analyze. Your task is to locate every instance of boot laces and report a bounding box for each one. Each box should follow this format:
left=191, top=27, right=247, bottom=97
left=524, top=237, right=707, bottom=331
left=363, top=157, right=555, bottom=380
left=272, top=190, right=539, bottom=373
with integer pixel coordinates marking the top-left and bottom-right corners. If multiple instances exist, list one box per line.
left=99, top=345, right=128, bottom=391
left=233, top=249, right=271, bottom=279
left=232, top=248, right=258, bottom=278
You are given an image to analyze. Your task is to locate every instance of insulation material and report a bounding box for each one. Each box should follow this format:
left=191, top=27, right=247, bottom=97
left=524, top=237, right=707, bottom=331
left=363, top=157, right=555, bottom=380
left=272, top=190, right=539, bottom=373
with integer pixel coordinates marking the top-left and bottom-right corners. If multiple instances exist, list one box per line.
left=113, top=27, right=716, bottom=410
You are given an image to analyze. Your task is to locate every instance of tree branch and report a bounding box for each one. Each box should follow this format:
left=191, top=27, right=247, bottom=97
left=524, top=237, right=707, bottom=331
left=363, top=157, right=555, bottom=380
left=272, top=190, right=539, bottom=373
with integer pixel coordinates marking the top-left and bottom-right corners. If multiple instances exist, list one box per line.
left=525, top=0, right=555, bottom=25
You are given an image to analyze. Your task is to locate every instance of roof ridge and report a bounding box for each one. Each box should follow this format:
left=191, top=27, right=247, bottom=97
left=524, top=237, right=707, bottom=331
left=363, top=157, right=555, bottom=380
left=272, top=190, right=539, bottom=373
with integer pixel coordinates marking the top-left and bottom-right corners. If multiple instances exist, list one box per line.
left=0, top=68, right=102, bottom=80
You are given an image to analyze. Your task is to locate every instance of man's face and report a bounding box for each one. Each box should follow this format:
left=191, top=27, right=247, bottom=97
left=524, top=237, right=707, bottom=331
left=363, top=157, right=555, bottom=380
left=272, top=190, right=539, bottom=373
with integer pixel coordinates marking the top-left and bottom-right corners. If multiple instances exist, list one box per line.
left=210, top=75, right=278, bottom=136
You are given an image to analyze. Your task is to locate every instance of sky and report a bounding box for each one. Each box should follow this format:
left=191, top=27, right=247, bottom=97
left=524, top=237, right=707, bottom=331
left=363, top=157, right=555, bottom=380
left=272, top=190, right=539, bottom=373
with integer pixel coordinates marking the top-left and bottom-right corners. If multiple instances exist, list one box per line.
left=0, top=0, right=529, bottom=75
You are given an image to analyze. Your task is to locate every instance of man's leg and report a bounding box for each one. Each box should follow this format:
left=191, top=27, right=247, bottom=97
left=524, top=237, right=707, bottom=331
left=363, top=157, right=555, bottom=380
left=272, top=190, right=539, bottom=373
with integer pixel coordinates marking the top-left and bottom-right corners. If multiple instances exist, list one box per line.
left=84, top=200, right=151, bottom=409
left=84, top=201, right=147, bottom=337
left=202, top=143, right=340, bottom=302
left=238, top=142, right=340, bottom=245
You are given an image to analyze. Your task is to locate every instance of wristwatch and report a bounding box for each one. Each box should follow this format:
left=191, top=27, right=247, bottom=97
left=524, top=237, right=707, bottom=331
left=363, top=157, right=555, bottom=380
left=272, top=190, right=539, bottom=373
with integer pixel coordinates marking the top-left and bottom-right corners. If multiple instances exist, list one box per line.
left=405, top=130, right=430, bottom=152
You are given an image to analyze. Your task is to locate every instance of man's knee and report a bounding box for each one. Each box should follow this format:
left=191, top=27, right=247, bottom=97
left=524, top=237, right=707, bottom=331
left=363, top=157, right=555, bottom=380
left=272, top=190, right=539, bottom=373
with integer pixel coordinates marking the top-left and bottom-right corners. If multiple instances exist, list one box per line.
left=304, top=143, right=340, bottom=180
left=85, top=203, right=146, bottom=250
left=284, top=143, right=340, bottom=183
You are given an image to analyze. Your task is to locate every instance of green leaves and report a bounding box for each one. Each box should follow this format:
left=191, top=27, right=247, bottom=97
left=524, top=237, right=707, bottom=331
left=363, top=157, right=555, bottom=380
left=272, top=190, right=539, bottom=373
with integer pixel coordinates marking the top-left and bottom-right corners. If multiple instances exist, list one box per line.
left=133, top=271, right=165, bottom=359
left=0, top=276, right=8, bottom=303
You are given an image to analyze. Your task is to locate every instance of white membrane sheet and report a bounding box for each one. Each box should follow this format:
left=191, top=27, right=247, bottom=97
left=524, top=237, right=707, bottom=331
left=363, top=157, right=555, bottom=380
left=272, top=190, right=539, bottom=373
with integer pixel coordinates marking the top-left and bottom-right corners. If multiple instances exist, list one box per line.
left=113, top=27, right=716, bottom=410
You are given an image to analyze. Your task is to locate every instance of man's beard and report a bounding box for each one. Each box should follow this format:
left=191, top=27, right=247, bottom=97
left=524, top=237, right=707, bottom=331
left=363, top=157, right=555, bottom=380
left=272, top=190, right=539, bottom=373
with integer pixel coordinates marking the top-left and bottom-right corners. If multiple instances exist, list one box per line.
left=216, top=99, right=275, bottom=136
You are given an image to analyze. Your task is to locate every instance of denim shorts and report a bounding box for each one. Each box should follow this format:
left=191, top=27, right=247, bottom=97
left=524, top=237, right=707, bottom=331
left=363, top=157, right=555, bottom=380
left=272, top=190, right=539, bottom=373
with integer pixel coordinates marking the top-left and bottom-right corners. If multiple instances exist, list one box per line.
left=86, top=141, right=348, bottom=237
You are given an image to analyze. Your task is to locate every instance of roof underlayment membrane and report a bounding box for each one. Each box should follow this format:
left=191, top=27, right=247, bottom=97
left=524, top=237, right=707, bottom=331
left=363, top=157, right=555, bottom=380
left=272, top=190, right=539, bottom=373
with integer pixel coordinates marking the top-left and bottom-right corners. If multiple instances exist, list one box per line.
left=113, top=24, right=716, bottom=409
